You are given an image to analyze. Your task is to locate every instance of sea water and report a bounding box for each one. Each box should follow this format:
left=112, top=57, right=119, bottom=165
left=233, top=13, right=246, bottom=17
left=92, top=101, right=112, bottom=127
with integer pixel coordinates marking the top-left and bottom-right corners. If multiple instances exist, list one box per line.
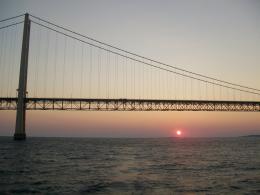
left=0, top=136, right=259, bottom=194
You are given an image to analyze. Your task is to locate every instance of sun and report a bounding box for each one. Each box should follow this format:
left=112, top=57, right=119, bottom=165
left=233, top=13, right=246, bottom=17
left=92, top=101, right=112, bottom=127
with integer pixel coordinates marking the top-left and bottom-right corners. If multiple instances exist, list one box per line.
left=176, top=130, right=182, bottom=136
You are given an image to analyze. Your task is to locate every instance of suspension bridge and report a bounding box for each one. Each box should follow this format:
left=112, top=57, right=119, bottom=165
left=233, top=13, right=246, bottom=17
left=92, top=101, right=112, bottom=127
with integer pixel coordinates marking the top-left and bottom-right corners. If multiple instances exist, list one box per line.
left=0, top=13, right=259, bottom=140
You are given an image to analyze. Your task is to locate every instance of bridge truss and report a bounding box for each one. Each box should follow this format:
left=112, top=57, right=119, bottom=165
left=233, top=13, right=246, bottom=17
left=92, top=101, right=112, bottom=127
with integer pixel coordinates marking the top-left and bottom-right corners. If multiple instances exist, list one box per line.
left=1, top=98, right=260, bottom=112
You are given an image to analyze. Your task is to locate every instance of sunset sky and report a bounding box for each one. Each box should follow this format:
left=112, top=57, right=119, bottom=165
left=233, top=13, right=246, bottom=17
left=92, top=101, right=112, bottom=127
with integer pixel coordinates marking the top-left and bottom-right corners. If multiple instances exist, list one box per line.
left=0, top=0, right=260, bottom=137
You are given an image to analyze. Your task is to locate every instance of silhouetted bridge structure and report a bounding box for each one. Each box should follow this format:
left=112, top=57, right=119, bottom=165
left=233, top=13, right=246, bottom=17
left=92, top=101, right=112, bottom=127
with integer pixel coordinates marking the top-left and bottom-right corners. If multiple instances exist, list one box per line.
left=0, top=13, right=259, bottom=140
left=1, top=98, right=260, bottom=112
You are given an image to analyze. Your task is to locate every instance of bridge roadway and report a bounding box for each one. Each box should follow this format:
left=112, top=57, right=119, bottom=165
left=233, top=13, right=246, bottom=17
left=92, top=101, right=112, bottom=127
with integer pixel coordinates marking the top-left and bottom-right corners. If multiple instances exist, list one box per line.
left=0, top=97, right=260, bottom=112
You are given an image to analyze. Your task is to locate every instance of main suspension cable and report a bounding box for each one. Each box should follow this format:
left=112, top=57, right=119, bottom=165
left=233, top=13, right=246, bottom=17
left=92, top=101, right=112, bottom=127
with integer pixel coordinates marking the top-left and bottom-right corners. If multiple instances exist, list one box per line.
left=0, top=14, right=24, bottom=23
left=0, top=21, right=23, bottom=31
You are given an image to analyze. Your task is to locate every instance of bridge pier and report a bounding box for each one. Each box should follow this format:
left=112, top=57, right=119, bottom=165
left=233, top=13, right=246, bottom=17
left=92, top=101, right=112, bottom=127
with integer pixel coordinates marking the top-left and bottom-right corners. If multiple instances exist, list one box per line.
left=14, top=13, right=30, bottom=140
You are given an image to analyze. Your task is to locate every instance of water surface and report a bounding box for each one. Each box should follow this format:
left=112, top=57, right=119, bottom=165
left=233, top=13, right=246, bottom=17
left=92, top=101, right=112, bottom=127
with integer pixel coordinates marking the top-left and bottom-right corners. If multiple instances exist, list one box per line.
left=0, top=137, right=259, bottom=194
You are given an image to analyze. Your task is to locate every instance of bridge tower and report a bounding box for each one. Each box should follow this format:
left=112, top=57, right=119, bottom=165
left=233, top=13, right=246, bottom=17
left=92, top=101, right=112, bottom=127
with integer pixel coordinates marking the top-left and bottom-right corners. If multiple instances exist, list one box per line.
left=14, top=13, right=31, bottom=140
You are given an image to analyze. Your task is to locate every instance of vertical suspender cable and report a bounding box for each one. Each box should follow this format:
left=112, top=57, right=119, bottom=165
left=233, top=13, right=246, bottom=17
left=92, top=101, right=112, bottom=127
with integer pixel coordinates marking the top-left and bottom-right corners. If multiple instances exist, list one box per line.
left=106, top=51, right=108, bottom=98
left=0, top=29, right=4, bottom=97
left=143, top=61, right=145, bottom=99
left=206, top=81, right=208, bottom=100
left=80, top=42, right=83, bottom=98
left=62, top=36, right=67, bottom=98
left=184, top=76, right=186, bottom=100
left=175, top=73, right=177, bottom=99
left=2, top=29, right=7, bottom=96
left=0, top=31, right=3, bottom=96
left=97, top=49, right=101, bottom=97
left=9, top=26, right=17, bottom=97
left=212, top=81, right=215, bottom=100
left=125, top=57, right=128, bottom=98
left=89, top=45, right=92, bottom=98
left=190, top=78, right=192, bottom=100
left=124, top=57, right=126, bottom=98
left=150, top=60, right=153, bottom=99
left=198, top=80, right=201, bottom=100
left=43, top=29, right=50, bottom=97
left=32, top=25, right=37, bottom=97
left=115, top=55, right=118, bottom=98
left=53, top=32, right=58, bottom=98
left=113, top=54, right=116, bottom=98
left=130, top=58, right=132, bottom=99
left=167, top=70, right=169, bottom=99
left=220, top=84, right=222, bottom=101
left=108, top=51, right=110, bottom=98
left=123, top=56, right=125, bottom=98
left=34, top=25, right=41, bottom=97
left=6, top=28, right=12, bottom=97
left=71, top=39, right=75, bottom=98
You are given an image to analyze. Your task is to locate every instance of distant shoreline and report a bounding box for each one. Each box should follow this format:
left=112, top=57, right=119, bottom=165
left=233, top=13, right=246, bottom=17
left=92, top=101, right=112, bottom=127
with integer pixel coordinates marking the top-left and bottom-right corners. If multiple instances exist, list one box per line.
left=240, top=135, right=260, bottom=137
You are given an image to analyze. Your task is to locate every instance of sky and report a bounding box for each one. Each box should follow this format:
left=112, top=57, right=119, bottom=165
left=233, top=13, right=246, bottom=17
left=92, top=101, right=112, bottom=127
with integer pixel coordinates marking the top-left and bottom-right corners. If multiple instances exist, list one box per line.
left=0, top=0, right=260, bottom=137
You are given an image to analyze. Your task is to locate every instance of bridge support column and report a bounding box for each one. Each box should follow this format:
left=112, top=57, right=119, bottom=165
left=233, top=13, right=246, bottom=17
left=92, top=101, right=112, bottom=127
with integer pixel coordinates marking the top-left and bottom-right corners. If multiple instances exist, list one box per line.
left=14, top=13, right=30, bottom=140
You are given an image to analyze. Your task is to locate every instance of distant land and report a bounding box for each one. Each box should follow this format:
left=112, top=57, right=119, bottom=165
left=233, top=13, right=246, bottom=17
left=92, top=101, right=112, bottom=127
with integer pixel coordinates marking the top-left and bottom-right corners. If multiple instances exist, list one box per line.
left=241, top=135, right=260, bottom=137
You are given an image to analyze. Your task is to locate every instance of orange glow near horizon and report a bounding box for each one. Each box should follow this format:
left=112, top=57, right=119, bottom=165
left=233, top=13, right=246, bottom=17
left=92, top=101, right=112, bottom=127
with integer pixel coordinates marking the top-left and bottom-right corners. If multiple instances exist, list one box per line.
left=0, top=111, right=260, bottom=138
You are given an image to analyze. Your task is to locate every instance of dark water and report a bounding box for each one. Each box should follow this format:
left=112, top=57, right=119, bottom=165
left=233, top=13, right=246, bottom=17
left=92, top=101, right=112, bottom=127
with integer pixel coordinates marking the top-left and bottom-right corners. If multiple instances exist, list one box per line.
left=0, top=137, right=259, bottom=194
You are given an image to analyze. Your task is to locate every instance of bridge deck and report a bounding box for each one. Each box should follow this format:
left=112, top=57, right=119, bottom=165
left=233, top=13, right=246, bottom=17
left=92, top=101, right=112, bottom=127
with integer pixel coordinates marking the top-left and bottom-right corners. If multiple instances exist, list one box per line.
left=0, top=97, right=260, bottom=112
